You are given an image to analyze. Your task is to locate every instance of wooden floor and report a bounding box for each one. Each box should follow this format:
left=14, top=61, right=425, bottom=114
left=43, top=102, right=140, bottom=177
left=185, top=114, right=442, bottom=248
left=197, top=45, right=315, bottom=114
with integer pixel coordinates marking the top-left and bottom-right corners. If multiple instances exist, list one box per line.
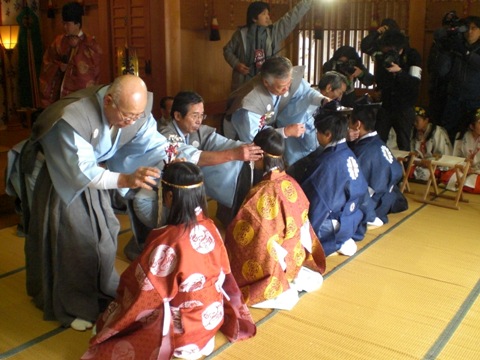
left=0, top=184, right=479, bottom=360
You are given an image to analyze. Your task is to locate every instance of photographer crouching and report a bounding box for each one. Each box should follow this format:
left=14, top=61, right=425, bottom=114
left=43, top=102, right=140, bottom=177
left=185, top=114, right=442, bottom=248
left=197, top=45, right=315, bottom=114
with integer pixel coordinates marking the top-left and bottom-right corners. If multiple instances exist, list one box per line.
left=323, top=45, right=374, bottom=107
left=373, top=30, right=422, bottom=151
left=437, top=16, right=480, bottom=143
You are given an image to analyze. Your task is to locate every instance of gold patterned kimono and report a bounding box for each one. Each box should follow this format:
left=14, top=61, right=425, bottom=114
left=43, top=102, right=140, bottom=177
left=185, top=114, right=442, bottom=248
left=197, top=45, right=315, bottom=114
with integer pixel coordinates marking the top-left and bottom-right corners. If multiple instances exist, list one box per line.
left=225, top=171, right=326, bottom=307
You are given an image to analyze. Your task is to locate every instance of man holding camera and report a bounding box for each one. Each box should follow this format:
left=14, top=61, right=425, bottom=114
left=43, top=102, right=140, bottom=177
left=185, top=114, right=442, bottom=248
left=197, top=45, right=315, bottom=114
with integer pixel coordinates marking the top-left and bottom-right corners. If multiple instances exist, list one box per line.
left=437, top=16, right=480, bottom=143
left=323, top=45, right=374, bottom=107
left=371, top=29, right=422, bottom=151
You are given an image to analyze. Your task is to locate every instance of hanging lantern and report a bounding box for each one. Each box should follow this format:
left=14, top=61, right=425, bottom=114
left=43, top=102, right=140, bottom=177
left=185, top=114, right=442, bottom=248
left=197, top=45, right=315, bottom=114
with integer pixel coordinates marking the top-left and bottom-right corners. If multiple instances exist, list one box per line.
left=47, top=0, right=55, bottom=19
left=209, top=0, right=220, bottom=41
left=210, top=16, right=220, bottom=41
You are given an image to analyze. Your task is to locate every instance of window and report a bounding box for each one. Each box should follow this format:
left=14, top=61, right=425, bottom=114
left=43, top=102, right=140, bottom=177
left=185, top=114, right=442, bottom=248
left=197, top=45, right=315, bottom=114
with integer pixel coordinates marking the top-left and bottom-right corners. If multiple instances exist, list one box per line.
left=296, top=0, right=409, bottom=87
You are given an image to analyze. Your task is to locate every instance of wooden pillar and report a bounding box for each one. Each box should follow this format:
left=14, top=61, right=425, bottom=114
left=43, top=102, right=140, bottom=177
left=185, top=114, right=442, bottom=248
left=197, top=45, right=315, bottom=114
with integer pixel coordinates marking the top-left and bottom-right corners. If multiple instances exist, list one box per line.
left=163, top=0, right=182, bottom=96
left=408, top=0, right=427, bottom=53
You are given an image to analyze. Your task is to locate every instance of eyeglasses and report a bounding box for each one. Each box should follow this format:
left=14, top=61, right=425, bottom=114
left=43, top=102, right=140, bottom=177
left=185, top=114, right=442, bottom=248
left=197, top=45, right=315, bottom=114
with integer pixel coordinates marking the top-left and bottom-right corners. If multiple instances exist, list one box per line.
left=188, top=112, right=207, bottom=121
left=111, top=96, right=146, bottom=122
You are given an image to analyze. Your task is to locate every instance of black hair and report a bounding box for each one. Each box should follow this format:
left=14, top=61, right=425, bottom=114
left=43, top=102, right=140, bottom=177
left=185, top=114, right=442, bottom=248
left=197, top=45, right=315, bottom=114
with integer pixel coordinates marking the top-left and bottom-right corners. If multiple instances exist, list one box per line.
left=330, top=46, right=362, bottom=64
left=314, top=112, right=348, bottom=142
left=253, top=127, right=286, bottom=172
left=162, top=162, right=208, bottom=229
left=318, top=71, right=348, bottom=91
left=379, top=29, right=407, bottom=51
left=171, top=91, right=203, bottom=119
left=246, top=1, right=270, bottom=26
left=160, top=96, right=174, bottom=110
left=380, top=18, right=400, bottom=30
left=352, top=107, right=377, bottom=131
left=464, top=16, right=480, bottom=29
left=456, top=108, right=480, bottom=141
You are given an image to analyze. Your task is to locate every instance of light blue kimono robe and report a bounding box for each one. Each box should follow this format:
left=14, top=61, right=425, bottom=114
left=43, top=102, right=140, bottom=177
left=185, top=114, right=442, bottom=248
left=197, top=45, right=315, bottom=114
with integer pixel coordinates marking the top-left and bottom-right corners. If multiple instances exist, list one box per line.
left=17, top=85, right=197, bottom=327
left=161, top=121, right=246, bottom=208
left=225, top=66, right=324, bottom=165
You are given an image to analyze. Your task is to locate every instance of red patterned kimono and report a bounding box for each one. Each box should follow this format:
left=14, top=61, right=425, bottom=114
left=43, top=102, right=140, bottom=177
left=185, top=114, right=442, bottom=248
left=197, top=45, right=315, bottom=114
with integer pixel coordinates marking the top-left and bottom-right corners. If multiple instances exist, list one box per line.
left=39, top=31, right=102, bottom=107
left=225, top=171, right=326, bottom=307
left=82, top=211, right=255, bottom=360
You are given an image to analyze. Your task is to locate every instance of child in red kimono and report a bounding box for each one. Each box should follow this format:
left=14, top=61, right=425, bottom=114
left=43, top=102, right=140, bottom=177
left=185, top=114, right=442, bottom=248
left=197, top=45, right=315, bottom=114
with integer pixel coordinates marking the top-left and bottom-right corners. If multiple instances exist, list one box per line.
left=225, top=127, right=326, bottom=310
left=82, top=162, right=256, bottom=360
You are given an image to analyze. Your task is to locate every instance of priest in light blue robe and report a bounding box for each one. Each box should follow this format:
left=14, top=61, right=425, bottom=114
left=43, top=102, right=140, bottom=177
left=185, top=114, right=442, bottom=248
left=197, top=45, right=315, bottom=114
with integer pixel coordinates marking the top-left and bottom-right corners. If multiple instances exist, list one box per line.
left=224, top=56, right=326, bottom=166
left=15, top=75, right=198, bottom=331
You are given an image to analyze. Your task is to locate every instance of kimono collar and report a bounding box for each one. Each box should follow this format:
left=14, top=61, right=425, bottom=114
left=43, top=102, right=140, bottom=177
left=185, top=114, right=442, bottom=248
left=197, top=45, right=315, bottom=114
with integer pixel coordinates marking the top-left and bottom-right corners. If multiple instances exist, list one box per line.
left=358, top=131, right=377, bottom=141
left=325, top=138, right=346, bottom=149
left=172, top=121, right=189, bottom=143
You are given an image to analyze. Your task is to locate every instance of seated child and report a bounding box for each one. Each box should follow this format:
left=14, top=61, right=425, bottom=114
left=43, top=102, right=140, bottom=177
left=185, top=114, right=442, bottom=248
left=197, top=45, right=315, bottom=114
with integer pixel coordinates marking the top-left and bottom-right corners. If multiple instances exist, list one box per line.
left=410, top=106, right=452, bottom=181
left=441, top=108, right=480, bottom=193
left=348, top=98, right=408, bottom=226
left=301, top=105, right=369, bottom=257
left=82, top=162, right=256, bottom=360
left=225, top=127, right=326, bottom=310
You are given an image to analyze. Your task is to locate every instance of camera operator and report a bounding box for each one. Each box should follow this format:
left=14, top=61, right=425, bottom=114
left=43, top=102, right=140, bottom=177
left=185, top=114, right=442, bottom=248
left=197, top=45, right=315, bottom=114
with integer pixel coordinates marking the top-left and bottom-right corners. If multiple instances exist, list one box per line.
left=323, top=45, right=374, bottom=107
left=373, top=30, right=422, bottom=151
left=361, top=18, right=400, bottom=57
left=437, top=16, right=480, bottom=143
left=427, top=11, right=464, bottom=124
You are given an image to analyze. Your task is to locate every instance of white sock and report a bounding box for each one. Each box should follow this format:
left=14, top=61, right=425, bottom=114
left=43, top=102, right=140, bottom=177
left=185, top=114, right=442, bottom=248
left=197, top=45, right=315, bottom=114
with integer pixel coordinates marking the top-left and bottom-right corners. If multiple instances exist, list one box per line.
left=367, top=217, right=384, bottom=228
left=337, top=239, right=357, bottom=256
left=71, top=318, right=93, bottom=331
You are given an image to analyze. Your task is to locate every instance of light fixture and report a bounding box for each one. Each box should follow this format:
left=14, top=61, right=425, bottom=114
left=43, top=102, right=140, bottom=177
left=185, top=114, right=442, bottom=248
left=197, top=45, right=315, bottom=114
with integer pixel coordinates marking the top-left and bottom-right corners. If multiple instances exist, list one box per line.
left=0, top=25, right=20, bottom=51
left=0, top=25, right=20, bottom=127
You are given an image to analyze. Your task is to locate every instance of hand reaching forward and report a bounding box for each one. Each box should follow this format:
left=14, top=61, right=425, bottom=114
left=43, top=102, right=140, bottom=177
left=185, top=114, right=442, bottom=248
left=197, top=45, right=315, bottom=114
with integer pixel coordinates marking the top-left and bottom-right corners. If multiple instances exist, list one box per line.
left=118, top=166, right=161, bottom=190
left=284, top=123, right=306, bottom=138
left=235, top=143, right=264, bottom=161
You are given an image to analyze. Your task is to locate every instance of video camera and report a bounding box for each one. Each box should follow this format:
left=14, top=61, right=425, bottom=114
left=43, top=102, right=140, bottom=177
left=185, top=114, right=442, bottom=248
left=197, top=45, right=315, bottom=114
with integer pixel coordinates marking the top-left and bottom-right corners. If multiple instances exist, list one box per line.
left=444, top=13, right=468, bottom=35
left=335, top=59, right=357, bottom=75
left=382, top=49, right=400, bottom=68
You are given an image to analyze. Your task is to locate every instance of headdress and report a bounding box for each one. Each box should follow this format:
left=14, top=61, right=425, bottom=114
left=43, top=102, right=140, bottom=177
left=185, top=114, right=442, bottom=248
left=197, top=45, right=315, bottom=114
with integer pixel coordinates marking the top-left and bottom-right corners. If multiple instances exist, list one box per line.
left=353, top=94, right=382, bottom=111
left=263, top=151, right=282, bottom=159
left=414, top=106, right=427, bottom=118
left=314, top=99, right=353, bottom=119
left=62, top=2, right=84, bottom=24
left=161, top=178, right=204, bottom=189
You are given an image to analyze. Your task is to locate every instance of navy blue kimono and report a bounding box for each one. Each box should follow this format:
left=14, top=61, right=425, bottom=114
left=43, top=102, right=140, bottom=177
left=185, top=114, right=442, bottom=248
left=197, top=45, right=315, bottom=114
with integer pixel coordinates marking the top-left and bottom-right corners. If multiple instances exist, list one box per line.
left=349, top=133, right=408, bottom=224
left=301, top=140, right=369, bottom=256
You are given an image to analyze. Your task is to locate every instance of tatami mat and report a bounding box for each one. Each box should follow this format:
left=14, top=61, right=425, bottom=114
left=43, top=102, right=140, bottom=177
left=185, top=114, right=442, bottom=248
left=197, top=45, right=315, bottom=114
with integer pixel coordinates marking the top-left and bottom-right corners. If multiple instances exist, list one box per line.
left=1, top=183, right=479, bottom=359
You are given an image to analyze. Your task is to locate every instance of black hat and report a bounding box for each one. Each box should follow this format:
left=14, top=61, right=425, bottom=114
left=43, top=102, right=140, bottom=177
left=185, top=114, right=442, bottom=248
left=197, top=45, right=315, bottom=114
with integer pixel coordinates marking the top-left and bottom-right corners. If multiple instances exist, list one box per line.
left=322, top=99, right=353, bottom=113
left=313, top=100, right=352, bottom=123
left=353, top=94, right=382, bottom=110
left=62, top=2, right=84, bottom=24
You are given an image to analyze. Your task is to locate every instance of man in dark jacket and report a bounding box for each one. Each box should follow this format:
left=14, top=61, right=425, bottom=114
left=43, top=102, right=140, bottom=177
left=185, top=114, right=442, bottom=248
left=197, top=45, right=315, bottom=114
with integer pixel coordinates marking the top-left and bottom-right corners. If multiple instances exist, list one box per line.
left=372, top=30, right=422, bottom=151
left=438, top=16, right=480, bottom=143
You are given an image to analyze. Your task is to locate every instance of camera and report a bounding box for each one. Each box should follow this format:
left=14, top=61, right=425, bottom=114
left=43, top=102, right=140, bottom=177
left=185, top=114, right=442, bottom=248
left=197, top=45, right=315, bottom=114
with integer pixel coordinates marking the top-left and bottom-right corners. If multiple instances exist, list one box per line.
left=382, top=50, right=400, bottom=68
left=444, top=14, right=468, bottom=34
left=335, top=59, right=356, bottom=75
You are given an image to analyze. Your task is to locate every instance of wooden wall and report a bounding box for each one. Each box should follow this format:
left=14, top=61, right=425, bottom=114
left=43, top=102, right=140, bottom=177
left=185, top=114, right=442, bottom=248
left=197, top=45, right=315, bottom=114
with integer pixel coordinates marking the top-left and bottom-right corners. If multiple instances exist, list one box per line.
left=34, top=0, right=480, bottom=117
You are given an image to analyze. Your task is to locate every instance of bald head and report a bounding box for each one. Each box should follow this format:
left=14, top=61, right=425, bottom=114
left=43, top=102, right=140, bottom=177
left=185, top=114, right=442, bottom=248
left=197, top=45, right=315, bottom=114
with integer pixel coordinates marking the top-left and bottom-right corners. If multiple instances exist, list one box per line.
left=107, top=75, right=148, bottom=113
left=104, top=75, right=149, bottom=128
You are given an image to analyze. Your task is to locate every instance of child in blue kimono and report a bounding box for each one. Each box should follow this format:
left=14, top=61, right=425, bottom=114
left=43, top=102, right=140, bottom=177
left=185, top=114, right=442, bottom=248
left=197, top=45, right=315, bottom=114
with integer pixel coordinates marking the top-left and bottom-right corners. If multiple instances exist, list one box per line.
left=348, top=99, right=408, bottom=225
left=301, top=105, right=369, bottom=256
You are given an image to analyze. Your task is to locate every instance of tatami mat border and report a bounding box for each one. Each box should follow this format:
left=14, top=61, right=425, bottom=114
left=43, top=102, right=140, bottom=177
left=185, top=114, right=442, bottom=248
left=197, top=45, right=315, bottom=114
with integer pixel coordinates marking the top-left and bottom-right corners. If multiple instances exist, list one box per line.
left=0, top=327, right=67, bottom=359
left=0, top=267, right=25, bottom=280
left=206, top=202, right=430, bottom=359
left=423, top=279, right=480, bottom=360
